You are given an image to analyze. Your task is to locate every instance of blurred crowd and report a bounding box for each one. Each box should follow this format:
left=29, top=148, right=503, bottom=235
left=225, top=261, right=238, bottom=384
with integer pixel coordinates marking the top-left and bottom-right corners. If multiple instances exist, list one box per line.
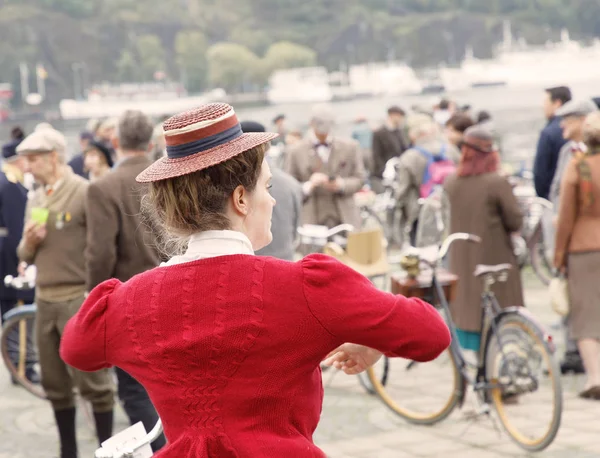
left=2, top=85, right=600, bottom=456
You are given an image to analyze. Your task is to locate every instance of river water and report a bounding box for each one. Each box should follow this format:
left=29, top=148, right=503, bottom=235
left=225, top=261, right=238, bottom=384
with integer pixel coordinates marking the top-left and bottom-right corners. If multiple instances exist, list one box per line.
left=2, top=79, right=598, bottom=169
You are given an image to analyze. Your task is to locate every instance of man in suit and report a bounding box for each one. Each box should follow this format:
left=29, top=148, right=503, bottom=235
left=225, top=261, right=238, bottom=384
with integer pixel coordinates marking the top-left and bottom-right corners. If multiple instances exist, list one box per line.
left=370, top=106, right=409, bottom=193
left=0, top=139, right=37, bottom=383
left=241, top=121, right=303, bottom=261
left=85, top=110, right=166, bottom=451
left=286, top=104, right=365, bottom=229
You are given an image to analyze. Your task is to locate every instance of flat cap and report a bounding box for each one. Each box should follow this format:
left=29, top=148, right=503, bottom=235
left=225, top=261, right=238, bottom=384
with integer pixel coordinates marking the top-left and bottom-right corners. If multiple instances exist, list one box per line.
left=555, top=99, right=598, bottom=118
left=17, top=126, right=66, bottom=155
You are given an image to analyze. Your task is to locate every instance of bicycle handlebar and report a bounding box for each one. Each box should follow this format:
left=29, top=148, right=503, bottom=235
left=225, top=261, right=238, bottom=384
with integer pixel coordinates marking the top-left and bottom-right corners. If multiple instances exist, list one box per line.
left=4, top=275, right=34, bottom=291
left=528, top=197, right=553, bottom=212
left=438, top=232, right=481, bottom=260
left=297, top=224, right=355, bottom=239
left=95, top=419, right=164, bottom=458
left=403, top=232, right=480, bottom=269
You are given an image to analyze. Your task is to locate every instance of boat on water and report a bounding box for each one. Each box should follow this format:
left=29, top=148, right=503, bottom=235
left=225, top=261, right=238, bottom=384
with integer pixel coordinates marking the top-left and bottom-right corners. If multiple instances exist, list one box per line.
left=439, top=21, right=600, bottom=91
left=348, top=62, right=423, bottom=97
left=59, top=82, right=227, bottom=120
left=266, top=62, right=423, bottom=105
left=267, top=67, right=333, bottom=105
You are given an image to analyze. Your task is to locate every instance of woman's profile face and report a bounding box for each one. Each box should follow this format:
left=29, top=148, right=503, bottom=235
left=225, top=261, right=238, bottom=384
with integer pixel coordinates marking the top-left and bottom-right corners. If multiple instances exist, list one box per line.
left=245, top=160, right=276, bottom=251
left=84, top=149, right=107, bottom=175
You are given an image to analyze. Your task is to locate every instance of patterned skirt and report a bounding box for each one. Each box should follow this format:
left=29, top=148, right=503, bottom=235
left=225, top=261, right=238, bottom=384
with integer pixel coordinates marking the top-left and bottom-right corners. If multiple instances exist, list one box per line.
left=567, top=251, right=600, bottom=340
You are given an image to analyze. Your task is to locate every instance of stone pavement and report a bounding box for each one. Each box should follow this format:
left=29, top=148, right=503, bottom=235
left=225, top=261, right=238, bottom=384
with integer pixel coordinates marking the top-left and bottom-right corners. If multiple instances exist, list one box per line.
left=1, top=270, right=600, bottom=457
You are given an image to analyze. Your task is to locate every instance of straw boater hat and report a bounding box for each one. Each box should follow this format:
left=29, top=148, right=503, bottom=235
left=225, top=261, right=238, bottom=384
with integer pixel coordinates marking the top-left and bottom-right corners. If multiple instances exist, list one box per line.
left=136, top=103, right=278, bottom=183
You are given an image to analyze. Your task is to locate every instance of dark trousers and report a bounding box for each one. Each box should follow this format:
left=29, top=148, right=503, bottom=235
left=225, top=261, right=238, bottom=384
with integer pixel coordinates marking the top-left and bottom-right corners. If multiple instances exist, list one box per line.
left=115, top=367, right=166, bottom=452
left=1, top=299, right=36, bottom=374
left=410, top=219, right=419, bottom=247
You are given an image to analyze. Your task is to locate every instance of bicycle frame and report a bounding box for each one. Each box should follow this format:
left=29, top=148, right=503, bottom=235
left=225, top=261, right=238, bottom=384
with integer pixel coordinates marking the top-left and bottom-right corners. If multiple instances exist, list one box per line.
left=425, top=271, right=470, bottom=408
left=429, top=266, right=555, bottom=407
left=2, top=303, right=37, bottom=321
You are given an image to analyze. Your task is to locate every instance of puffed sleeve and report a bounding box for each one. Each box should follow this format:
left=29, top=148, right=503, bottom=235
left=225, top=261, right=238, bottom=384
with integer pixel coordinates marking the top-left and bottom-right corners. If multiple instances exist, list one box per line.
left=301, top=254, right=451, bottom=362
left=60, top=279, right=121, bottom=372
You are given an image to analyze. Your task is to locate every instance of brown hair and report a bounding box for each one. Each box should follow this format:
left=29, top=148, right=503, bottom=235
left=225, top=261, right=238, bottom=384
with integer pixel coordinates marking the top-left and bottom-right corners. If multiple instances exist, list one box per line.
left=144, top=144, right=267, bottom=246
left=457, top=148, right=500, bottom=177
left=446, top=114, right=475, bottom=133
left=457, top=126, right=499, bottom=177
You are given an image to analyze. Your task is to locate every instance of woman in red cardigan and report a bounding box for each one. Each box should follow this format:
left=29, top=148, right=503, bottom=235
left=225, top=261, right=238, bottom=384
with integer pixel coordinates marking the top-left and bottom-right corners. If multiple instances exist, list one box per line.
left=60, top=103, right=451, bottom=457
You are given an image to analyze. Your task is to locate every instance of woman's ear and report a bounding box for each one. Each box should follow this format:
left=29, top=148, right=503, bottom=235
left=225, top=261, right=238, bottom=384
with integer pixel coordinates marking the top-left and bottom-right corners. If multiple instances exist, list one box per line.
left=231, top=185, right=248, bottom=216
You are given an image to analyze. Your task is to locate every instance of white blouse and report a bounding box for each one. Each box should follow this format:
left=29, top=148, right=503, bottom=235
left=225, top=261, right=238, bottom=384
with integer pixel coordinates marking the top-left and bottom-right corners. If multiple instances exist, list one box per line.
left=162, top=230, right=254, bottom=266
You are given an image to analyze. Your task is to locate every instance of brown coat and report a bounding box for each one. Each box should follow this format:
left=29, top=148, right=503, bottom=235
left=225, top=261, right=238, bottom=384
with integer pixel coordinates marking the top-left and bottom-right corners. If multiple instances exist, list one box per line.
left=85, top=155, right=161, bottom=291
left=554, top=154, right=600, bottom=268
left=444, top=172, right=524, bottom=332
left=286, top=136, right=365, bottom=228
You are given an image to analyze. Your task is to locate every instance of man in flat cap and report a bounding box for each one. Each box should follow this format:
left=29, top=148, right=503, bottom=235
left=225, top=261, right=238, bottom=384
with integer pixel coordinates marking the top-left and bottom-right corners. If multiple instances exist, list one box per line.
left=285, top=104, right=365, bottom=228
left=550, top=99, right=599, bottom=209
left=16, top=126, right=115, bottom=458
left=549, top=98, right=598, bottom=375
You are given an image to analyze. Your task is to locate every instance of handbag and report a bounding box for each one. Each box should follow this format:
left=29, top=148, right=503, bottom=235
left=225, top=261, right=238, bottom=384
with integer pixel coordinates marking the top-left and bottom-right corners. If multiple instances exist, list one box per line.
left=549, top=273, right=569, bottom=316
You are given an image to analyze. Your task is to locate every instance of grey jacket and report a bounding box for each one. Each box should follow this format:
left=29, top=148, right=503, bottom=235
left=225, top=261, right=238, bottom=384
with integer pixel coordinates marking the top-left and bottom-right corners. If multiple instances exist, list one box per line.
left=395, top=138, right=460, bottom=224
left=256, top=166, right=302, bottom=260
left=549, top=140, right=578, bottom=211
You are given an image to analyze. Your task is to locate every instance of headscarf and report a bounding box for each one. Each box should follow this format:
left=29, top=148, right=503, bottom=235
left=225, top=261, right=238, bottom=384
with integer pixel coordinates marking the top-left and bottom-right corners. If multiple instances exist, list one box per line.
left=456, top=125, right=499, bottom=177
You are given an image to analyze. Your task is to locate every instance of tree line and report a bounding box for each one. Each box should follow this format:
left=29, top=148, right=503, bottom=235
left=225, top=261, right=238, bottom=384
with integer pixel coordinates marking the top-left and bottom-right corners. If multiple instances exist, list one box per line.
left=0, top=0, right=599, bottom=104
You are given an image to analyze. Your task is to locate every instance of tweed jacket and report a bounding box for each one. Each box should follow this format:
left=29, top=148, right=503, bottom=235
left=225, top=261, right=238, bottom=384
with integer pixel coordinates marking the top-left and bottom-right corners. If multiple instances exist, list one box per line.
left=85, top=155, right=161, bottom=291
left=285, top=136, right=365, bottom=228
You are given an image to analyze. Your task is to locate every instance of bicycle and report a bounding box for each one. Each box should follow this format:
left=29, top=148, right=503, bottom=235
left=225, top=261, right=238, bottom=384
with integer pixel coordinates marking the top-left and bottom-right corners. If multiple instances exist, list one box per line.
left=1, top=273, right=44, bottom=398
left=358, top=158, right=405, bottom=251
left=510, top=174, right=554, bottom=285
left=366, top=232, right=562, bottom=452
left=1, top=273, right=98, bottom=429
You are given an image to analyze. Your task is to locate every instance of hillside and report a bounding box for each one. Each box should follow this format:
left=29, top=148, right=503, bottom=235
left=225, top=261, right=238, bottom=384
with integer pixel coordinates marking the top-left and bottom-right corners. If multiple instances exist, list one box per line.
left=1, top=0, right=599, bottom=104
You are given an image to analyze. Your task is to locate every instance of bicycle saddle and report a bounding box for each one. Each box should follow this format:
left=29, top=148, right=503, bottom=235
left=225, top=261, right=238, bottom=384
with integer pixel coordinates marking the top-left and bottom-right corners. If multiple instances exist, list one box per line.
left=473, top=263, right=512, bottom=277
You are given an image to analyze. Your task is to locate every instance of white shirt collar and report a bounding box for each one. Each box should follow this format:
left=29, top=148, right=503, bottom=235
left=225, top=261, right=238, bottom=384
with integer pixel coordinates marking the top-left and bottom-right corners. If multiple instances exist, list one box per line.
left=309, top=130, right=333, bottom=163
left=162, top=230, right=254, bottom=266
left=309, top=129, right=332, bottom=147
left=45, top=178, right=63, bottom=194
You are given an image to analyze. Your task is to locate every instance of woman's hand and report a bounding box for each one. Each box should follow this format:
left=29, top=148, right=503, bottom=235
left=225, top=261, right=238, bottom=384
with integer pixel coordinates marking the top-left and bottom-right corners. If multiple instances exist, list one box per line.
left=322, top=343, right=383, bottom=375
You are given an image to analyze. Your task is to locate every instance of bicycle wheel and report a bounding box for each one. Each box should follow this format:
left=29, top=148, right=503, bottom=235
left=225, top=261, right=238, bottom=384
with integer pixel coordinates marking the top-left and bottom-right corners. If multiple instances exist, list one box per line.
left=529, top=225, right=552, bottom=286
left=485, top=313, right=562, bottom=452
left=1, top=309, right=46, bottom=399
left=367, top=348, right=463, bottom=425
left=357, top=356, right=389, bottom=395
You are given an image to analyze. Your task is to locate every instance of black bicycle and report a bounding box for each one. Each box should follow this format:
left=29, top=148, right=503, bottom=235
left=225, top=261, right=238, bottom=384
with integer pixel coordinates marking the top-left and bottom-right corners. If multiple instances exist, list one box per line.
left=366, top=232, right=562, bottom=452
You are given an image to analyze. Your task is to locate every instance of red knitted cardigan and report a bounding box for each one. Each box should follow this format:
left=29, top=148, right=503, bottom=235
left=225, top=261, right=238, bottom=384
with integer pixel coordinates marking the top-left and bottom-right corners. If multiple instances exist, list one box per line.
left=61, top=254, right=450, bottom=457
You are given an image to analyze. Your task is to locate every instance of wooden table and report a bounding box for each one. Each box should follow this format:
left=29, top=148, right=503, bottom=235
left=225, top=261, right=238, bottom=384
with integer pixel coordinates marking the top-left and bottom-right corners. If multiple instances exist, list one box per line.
left=390, top=269, right=458, bottom=307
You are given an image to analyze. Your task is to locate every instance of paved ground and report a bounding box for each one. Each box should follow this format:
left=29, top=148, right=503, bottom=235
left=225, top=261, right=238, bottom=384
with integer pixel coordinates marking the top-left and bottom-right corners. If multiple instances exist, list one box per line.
left=1, top=269, right=599, bottom=457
